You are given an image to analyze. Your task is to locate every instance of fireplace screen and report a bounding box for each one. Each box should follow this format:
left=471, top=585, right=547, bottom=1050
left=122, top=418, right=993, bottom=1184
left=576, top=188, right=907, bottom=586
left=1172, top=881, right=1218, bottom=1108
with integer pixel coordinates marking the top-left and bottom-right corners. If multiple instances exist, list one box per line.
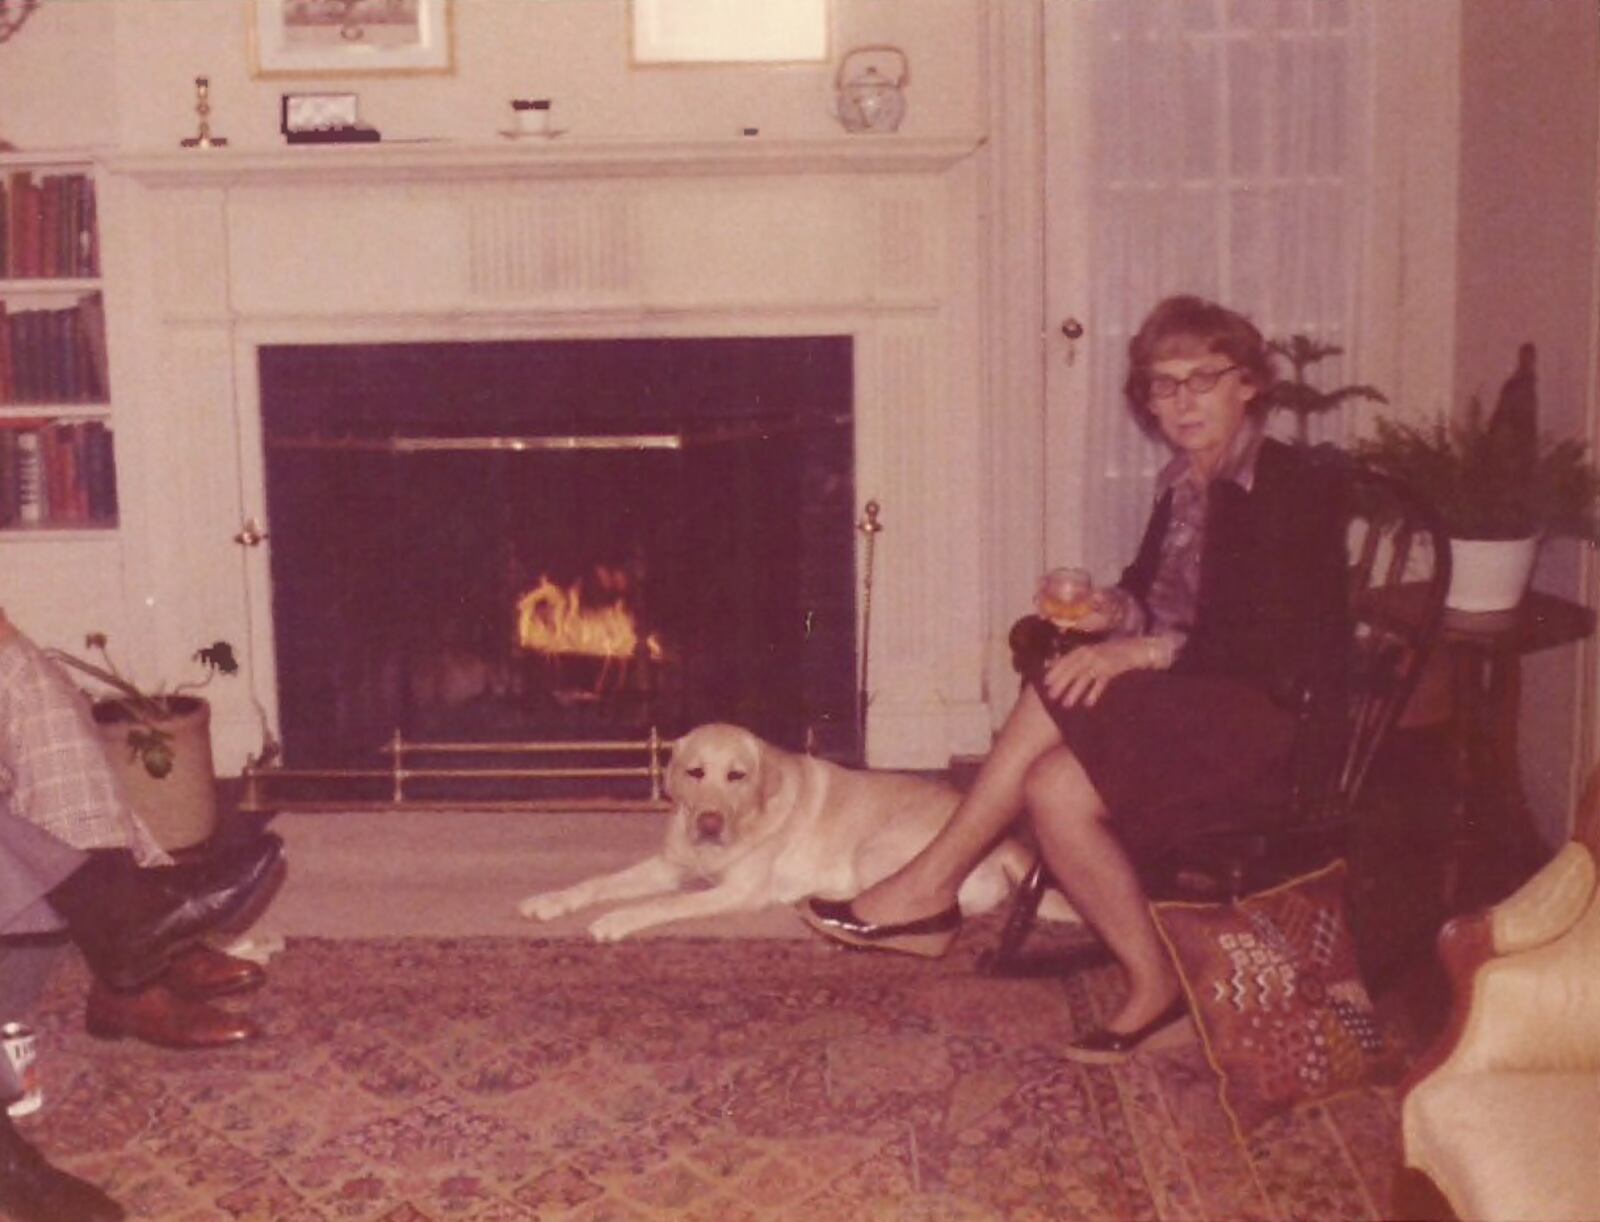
left=256, top=337, right=856, bottom=804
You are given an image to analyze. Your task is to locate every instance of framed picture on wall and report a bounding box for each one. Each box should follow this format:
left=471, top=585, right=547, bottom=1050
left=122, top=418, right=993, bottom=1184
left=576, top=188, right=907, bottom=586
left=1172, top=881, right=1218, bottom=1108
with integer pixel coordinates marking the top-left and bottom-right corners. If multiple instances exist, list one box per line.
left=251, top=0, right=454, bottom=77
left=631, top=0, right=829, bottom=65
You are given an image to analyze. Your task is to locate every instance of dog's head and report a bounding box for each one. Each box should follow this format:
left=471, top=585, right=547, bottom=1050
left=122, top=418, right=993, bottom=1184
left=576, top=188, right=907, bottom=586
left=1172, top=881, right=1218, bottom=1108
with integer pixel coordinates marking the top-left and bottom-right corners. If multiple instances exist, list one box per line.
left=664, top=722, right=784, bottom=852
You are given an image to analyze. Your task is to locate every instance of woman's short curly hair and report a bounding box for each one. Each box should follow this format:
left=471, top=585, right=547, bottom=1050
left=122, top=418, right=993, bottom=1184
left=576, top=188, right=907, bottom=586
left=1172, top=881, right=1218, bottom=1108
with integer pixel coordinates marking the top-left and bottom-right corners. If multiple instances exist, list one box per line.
left=1123, top=295, right=1276, bottom=431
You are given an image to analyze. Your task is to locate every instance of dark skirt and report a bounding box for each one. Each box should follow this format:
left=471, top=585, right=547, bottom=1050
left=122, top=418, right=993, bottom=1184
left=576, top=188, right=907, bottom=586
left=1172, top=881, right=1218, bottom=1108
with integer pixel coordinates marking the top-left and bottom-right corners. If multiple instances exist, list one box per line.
left=1036, top=669, right=1297, bottom=862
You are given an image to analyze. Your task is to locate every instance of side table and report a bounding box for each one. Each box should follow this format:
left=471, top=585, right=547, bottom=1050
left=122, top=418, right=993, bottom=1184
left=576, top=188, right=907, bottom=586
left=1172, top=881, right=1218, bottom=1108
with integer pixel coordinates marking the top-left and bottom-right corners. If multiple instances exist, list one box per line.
left=1364, top=587, right=1596, bottom=909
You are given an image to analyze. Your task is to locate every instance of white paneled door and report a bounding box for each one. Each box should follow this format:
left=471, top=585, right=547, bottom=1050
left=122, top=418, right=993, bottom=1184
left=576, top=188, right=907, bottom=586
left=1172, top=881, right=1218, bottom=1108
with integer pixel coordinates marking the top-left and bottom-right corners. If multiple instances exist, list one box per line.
left=1041, top=0, right=1374, bottom=583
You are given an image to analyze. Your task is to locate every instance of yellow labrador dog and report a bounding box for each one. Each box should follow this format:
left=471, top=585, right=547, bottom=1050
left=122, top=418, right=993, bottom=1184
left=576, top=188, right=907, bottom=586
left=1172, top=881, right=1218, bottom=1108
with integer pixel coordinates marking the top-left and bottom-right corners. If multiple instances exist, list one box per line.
left=517, top=721, right=1074, bottom=941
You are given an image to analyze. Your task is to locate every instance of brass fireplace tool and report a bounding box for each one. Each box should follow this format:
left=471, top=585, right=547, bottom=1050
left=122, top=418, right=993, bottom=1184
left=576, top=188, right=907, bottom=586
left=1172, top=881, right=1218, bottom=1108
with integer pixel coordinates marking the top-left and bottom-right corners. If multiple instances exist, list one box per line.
left=180, top=75, right=229, bottom=149
left=856, top=498, right=883, bottom=749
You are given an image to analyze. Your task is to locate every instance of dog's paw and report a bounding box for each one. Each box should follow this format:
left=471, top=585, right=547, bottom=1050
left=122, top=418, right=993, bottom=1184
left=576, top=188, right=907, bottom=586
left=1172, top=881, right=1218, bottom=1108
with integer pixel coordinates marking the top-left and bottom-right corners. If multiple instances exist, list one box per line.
left=517, top=892, right=574, bottom=922
left=587, top=909, right=642, bottom=942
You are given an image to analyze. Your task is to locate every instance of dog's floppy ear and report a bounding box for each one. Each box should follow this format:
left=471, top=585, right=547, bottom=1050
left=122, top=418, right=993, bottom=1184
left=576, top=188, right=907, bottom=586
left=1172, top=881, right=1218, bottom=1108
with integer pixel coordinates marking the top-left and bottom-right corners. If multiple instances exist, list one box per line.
left=757, top=733, right=788, bottom=806
left=663, top=731, right=693, bottom=801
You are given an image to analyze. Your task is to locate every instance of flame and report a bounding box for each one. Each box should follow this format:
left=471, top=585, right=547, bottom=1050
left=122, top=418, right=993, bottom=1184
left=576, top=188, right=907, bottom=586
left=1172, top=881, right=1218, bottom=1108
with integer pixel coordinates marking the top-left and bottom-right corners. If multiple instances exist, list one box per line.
left=514, top=568, right=663, bottom=663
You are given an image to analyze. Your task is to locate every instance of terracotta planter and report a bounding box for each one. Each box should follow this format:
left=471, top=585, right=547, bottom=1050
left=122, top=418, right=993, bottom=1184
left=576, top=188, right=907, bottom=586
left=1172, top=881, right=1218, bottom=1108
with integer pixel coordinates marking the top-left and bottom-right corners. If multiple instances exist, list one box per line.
left=92, top=695, right=218, bottom=852
left=1445, top=536, right=1540, bottom=613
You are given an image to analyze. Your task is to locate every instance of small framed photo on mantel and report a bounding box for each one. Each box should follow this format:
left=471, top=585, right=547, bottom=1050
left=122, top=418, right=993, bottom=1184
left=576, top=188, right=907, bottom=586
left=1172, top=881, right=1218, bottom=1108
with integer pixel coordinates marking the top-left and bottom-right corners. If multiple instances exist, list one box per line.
left=251, top=0, right=454, bottom=77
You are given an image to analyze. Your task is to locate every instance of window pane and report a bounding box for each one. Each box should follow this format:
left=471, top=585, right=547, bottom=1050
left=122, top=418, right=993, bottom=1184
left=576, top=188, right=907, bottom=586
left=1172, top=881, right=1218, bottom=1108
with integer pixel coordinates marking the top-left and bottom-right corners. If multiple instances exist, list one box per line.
left=632, top=0, right=829, bottom=64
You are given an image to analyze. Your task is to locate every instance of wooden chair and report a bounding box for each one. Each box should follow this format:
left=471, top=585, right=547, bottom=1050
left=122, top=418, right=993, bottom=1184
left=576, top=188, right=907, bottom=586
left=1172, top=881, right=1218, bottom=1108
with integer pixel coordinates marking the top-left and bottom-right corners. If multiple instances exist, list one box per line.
left=980, top=448, right=1453, bottom=976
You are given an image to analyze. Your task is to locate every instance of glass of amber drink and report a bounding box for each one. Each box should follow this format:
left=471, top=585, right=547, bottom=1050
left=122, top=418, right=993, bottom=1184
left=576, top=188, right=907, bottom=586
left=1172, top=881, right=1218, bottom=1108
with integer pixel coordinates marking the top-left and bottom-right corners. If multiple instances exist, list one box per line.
left=1036, top=566, right=1095, bottom=626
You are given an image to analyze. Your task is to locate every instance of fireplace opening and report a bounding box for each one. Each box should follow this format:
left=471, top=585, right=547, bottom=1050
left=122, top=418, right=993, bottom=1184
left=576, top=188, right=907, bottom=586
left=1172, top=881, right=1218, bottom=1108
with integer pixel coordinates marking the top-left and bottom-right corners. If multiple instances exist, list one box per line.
left=255, top=337, right=857, bottom=804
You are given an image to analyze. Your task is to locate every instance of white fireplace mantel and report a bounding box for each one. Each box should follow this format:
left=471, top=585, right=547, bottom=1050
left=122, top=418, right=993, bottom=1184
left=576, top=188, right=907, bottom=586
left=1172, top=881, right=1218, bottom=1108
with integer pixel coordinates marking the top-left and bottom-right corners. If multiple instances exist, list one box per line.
left=105, top=136, right=985, bottom=188
left=96, top=134, right=998, bottom=774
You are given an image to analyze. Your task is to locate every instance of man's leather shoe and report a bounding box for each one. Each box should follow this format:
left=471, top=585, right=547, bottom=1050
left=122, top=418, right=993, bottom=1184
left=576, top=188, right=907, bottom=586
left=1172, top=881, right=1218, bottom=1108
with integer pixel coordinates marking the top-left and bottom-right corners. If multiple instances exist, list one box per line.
left=162, top=944, right=267, bottom=1002
left=98, top=834, right=284, bottom=991
left=0, top=1110, right=124, bottom=1222
left=86, top=979, right=261, bottom=1050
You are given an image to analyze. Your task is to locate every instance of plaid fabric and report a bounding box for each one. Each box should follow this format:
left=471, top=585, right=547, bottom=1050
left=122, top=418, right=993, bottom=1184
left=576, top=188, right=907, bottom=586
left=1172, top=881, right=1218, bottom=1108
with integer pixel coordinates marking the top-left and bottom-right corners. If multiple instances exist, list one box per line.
left=0, top=634, right=169, bottom=866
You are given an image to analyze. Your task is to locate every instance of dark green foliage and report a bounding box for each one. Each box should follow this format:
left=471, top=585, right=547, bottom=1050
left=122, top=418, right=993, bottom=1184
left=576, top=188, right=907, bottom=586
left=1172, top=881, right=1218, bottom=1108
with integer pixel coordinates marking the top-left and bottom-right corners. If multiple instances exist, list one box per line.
left=1354, top=400, right=1600, bottom=541
left=47, top=634, right=237, bottom=779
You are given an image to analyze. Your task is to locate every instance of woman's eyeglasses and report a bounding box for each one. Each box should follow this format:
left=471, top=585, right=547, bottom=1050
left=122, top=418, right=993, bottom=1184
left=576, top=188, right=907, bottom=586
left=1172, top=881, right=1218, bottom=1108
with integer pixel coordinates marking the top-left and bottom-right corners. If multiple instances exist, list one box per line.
left=1147, top=364, right=1240, bottom=400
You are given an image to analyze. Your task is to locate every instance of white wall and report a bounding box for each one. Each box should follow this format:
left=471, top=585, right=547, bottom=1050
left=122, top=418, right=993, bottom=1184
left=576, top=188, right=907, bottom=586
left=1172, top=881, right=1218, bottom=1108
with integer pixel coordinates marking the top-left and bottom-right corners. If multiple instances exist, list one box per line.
left=1455, top=0, right=1600, bottom=843
left=0, top=0, right=981, bottom=151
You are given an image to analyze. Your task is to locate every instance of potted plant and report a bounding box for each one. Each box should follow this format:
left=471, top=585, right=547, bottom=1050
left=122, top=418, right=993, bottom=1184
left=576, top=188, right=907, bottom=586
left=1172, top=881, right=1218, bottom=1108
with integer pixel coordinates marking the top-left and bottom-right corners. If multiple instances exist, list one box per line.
left=1352, top=345, right=1600, bottom=611
left=47, top=633, right=238, bottom=850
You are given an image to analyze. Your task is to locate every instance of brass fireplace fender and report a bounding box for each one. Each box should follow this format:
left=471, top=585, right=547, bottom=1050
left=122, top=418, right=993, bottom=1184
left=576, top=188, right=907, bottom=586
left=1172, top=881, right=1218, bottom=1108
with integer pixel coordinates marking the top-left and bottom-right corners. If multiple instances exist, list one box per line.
left=240, top=728, right=673, bottom=814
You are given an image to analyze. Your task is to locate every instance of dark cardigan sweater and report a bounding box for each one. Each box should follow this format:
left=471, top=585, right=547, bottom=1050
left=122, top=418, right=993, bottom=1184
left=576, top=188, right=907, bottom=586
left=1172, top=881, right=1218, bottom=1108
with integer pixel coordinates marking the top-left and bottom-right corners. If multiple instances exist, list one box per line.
left=1117, top=437, right=1350, bottom=708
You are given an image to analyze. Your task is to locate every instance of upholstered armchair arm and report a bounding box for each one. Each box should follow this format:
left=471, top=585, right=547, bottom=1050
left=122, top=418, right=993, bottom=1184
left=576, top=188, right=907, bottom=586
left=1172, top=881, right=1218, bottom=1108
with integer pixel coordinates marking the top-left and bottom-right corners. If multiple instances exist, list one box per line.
left=1485, top=842, right=1597, bottom=955
left=1403, top=844, right=1600, bottom=1094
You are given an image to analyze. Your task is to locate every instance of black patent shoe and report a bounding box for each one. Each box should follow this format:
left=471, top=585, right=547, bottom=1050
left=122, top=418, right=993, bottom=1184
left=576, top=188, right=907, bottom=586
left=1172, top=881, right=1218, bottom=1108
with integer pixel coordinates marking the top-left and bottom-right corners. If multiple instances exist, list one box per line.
left=112, top=834, right=285, bottom=988
left=799, top=897, right=961, bottom=958
left=1064, top=996, right=1192, bottom=1066
left=0, top=1111, right=124, bottom=1222
left=91, top=834, right=284, bottom=992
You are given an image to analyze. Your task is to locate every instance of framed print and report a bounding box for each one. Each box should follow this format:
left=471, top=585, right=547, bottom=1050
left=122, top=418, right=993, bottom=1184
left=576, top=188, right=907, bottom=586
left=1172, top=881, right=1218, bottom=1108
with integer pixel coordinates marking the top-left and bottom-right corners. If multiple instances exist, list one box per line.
left=251, top=0, right=454, bottom=77
left=631, top=0, right=829, bottom=65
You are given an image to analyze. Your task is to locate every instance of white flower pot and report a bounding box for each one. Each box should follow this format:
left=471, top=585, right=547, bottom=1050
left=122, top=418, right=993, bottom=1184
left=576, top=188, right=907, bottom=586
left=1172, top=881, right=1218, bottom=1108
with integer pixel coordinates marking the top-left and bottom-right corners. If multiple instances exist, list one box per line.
left=1445, top=536, right=1541, bottom=613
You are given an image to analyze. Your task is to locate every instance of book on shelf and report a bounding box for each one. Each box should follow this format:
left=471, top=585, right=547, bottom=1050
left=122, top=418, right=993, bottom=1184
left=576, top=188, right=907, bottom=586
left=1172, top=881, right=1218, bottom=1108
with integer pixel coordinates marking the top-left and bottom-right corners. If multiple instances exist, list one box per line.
left=12, top=427, right=41, bottom=525
left=0, top=416, right=115, bottom=529
left=1, top=169, right=98, bottom=280
left=0, top=292, right=108, bottom=404
left=83, top=418, right=116, bottom=521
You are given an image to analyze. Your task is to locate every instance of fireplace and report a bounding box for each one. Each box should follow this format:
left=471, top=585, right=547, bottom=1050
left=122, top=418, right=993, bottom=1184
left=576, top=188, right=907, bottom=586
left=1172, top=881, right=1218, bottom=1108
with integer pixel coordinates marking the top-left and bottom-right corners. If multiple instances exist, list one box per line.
left=255, top=335, right=857, bottom=802
left=105, top=139, right=993, bottom=778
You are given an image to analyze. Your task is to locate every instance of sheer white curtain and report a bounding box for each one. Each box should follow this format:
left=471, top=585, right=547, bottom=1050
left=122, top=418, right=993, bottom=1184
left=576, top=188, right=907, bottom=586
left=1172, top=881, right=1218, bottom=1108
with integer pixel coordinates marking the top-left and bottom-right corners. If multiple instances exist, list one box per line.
left=1071, top=0, right=1373, bottom=574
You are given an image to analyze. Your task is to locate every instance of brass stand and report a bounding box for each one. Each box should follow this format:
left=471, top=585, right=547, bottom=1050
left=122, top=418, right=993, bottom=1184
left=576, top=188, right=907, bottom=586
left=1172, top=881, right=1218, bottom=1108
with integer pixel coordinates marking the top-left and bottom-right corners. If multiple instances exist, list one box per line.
left=856, top=499, right=883, bottom=750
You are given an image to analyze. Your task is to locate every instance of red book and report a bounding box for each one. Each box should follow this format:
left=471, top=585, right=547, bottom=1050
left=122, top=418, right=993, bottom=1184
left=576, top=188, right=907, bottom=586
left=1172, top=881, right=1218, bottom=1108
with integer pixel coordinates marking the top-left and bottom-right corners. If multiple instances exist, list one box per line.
left=4, top=172, right=28, bottom=278
left=60, top=421, right=89, bottom=523
left=38, top=176, right=59, bottom=279
left=13, top=174, right=42, bottom=279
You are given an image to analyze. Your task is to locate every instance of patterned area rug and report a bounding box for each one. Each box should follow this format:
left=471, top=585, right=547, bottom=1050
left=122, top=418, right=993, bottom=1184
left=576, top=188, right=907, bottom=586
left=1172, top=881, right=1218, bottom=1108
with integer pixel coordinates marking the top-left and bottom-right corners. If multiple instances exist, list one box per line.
left=16, top=927, right=1402, bottom=1221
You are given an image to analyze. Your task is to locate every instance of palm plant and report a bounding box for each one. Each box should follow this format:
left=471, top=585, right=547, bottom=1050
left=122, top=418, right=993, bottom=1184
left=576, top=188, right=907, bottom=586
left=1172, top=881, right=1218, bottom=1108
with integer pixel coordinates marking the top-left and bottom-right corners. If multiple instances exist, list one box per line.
left=1264, top=334, right=1389, bottom=445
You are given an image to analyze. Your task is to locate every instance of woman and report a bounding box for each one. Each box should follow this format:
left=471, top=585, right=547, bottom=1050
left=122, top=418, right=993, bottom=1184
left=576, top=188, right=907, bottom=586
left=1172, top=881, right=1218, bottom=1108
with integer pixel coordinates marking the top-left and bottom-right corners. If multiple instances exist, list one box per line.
left=801, top=295, right=1349, bottom=1063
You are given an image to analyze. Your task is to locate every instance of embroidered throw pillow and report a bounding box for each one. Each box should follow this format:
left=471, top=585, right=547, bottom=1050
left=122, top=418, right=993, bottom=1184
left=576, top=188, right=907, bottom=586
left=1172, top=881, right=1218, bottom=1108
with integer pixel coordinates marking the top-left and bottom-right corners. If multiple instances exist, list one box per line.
left=1151, top=859, right=1403, bottom=1139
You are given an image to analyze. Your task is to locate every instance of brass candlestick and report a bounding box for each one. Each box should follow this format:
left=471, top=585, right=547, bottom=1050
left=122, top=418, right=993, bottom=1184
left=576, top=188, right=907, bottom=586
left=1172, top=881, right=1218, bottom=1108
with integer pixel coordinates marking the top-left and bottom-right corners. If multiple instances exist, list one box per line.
left=180, top=75, right=229, bottom=149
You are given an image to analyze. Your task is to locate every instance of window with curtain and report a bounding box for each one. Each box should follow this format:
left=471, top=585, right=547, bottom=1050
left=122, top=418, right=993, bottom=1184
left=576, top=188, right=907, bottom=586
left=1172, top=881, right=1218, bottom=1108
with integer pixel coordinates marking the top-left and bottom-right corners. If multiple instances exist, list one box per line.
left=1071, top=0, right=1372, bottom=573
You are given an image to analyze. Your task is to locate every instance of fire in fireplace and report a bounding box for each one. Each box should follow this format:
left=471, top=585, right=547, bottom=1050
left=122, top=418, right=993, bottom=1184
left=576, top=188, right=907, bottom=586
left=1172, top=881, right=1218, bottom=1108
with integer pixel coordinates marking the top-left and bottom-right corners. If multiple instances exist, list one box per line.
left=514, top=565, right=664, bottom=701
left=255, top=336, right=857, bottom=804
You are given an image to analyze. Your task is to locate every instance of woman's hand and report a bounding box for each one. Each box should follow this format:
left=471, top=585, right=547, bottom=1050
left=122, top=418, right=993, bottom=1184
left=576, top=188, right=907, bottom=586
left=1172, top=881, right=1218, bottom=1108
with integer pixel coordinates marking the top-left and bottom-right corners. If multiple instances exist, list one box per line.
left=1066, top=590, right=1120, bottom=634
left=1040, top=637, right=1154, bottom=708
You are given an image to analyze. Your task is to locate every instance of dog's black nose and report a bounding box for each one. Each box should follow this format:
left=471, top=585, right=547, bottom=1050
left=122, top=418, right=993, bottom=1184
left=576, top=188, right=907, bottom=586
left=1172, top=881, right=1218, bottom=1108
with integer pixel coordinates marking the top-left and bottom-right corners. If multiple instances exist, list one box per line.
left=694, top=810, right=725, bottom=842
